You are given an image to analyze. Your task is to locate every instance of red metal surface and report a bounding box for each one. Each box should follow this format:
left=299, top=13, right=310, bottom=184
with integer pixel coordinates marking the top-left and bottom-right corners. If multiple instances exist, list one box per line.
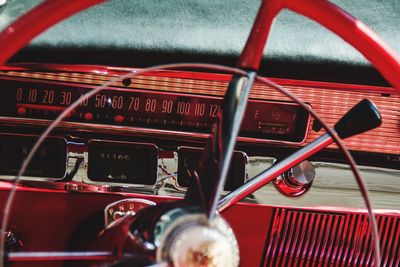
left=237, top=0, right=282, bottom=70
left=16, top=104, right=66, bottom=112
left=7, top=186, right=393, bottom=266
left=238, top=0, right=400, bottom=91
left=0, top=184, right=273, bottom=266
left=0, top=0, right=105, bottom=66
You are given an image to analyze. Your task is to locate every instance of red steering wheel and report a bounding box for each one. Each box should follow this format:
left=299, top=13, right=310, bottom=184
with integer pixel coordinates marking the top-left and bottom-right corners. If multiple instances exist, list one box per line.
left=0, top=0, right=399, bottom=266
left=0, top=0, right=399, bottom=88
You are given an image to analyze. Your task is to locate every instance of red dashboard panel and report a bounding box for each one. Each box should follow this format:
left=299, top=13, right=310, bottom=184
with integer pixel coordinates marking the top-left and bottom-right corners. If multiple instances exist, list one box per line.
left=0, top=69, right=398, bottom=154
left=0, top=67, right=398, bottom=266
left=0, top=184, right=273, bottom=267
left=1, top=184, right=399, bottom=267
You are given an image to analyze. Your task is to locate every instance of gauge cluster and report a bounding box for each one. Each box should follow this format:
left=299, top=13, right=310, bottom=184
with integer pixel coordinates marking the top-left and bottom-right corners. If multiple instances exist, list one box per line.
left=0, top=67, right=398, bottom=193
left=0, top=70, right=311, bottom=192
left=0, top=133, right=249, bottom=192
left=0, top=78, right=310, bottom=143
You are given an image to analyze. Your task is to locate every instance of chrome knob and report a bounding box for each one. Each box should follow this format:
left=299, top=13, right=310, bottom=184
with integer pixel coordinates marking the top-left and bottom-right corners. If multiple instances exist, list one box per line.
left=273, top=160, right=315, bottom=197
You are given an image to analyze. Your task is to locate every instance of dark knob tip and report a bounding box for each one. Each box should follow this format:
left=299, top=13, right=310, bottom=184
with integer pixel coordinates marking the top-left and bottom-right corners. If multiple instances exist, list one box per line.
left=334, top=99, right=382, bottom=139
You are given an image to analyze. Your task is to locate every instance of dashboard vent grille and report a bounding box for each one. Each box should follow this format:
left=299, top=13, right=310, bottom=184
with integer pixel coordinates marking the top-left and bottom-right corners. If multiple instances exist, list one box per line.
left=262, top=208, right=400, bottom=267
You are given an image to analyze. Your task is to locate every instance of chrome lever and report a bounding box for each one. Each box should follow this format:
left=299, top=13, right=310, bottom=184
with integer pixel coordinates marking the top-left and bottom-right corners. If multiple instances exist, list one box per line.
left=187, top=71, right=256, bottom=220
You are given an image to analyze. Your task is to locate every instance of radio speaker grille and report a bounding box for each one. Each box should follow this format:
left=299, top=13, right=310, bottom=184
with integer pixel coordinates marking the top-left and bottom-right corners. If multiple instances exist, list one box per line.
left=262, top=208, right=400, bottom=267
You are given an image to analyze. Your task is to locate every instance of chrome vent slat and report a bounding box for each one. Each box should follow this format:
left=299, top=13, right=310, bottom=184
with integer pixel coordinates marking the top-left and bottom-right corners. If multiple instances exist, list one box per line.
left=386, top=219, right=400, bottom=267
left=341, top=214, right=360, bottom=267
left=392, top=220, right=400, bottom=267
left=269, top=208, right=283, bottom=266
left=293, top=212, right=310, bottom=267
left=262, top=208, right=280, bottom=267
left=285, top=212, right=303, bottom=267
left=308, top=214, right=325, bottom=267
left=272, top=211, right=290, bottom=267
left=321, top=215, right=340, bottom=267
left=334, top=214, right=352, bottom=267
left=353, top=216, right=369, bottom=267
left=302, top=213, right=316, bottom=267
left=317, top=215, right=334, bottom=266
left=380, top=217, right=392, bottom=266
left=284, top=212, right=298, bottom=266
left=326, top=215, right=345, bottom=267
left=263, top=209, right=400, bottom=266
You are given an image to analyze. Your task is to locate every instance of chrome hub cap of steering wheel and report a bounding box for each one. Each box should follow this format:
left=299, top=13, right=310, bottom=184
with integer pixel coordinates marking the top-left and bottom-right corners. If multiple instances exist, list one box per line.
left=157, top=212, right=239, bottom=267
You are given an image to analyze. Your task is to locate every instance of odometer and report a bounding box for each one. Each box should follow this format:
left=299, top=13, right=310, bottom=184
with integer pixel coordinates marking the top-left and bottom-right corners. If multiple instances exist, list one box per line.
left=0, top=79, right=310, bottom=142
left=87, top=140, right=158, bottom=185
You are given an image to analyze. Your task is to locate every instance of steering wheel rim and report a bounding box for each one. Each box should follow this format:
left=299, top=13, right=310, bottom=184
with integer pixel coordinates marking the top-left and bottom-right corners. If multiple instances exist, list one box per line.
left=0, top=0, right=399, bottom=266
left=0, top=0, right=399, bottom=86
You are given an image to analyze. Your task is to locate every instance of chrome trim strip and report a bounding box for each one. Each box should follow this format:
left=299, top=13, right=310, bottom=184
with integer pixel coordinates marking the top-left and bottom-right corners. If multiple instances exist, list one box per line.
left=0, top=116, right=310, bottom=146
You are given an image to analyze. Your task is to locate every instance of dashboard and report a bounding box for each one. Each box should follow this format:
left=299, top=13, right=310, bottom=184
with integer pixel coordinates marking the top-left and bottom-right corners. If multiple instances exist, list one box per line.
left=0, top=65, right=398, bottom=207
left=0, top=64, right=399, bottom=267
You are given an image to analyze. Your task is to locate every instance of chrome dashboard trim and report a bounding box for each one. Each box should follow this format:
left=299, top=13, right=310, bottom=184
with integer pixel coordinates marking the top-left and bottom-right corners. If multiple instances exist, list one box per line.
left=0, top=116, right=311, bottom=146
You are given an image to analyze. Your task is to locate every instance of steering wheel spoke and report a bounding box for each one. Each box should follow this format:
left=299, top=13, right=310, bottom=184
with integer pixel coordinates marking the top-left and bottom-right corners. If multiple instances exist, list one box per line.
left=188, top=72, right=257, bottom=220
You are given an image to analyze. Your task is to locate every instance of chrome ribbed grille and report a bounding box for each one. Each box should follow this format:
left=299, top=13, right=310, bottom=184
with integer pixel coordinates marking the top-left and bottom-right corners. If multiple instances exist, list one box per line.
left=262, top=209, right=400, bottom=267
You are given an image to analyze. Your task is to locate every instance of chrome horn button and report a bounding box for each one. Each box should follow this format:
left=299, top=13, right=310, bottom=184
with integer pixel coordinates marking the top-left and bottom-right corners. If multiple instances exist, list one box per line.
left=157, top=212, right=239, bottom=267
